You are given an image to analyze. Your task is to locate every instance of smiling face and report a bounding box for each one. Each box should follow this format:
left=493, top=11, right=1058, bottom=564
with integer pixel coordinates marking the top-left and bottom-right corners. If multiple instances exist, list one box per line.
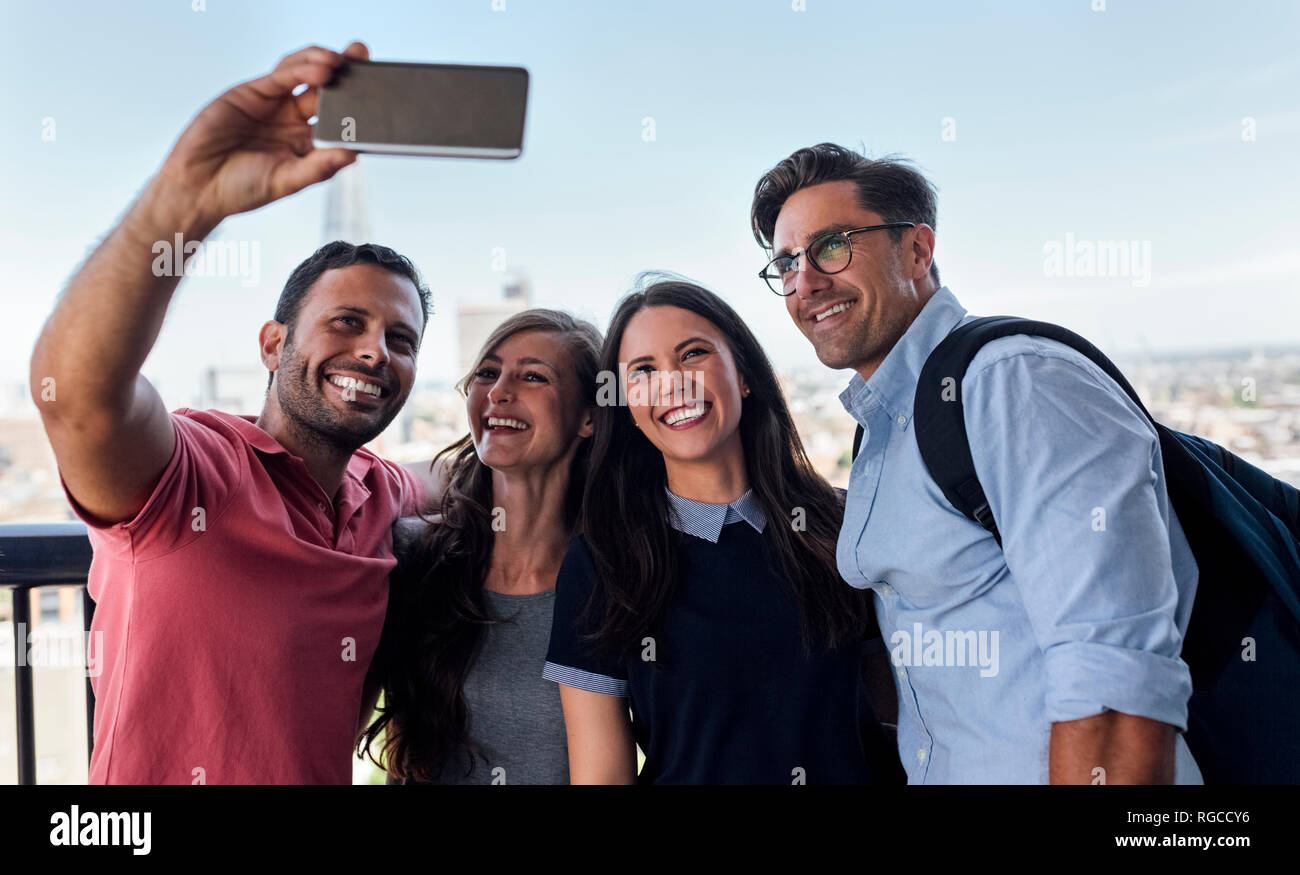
left=617, top=305, right=749, bottom=468
left=771, top=180, right=935, bottom=378
left=465, top=329, right=594, bottom=471
left=262, top=262, right=424, bottom=450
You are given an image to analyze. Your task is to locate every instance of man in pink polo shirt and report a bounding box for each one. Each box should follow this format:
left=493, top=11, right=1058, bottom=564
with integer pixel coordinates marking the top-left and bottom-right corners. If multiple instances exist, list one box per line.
left=29, top=42, right=439, bottom=783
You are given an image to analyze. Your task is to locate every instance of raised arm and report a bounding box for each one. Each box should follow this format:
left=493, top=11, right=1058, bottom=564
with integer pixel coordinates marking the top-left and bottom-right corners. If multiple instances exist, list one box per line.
left=29, top=43, right=367, bottom=524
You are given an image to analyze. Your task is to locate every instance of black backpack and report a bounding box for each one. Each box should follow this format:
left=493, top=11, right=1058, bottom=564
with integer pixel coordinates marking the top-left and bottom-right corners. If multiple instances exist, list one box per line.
left=851, top=316, right=1300, bottom=784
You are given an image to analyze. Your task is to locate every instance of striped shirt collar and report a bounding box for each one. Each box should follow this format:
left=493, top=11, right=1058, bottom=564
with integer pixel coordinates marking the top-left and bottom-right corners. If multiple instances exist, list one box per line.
left=664, top=487, right=767, bottom=543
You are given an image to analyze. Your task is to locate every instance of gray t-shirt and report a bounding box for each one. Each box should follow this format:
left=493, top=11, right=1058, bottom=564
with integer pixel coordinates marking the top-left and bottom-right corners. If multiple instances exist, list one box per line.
left=426, top=588, right=570, bottom=785
left=389, top=519, right=569, bottom=785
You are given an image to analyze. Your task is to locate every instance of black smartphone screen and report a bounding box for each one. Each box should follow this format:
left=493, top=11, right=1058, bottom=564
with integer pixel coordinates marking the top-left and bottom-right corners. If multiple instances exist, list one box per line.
left=313, top=59, right=529, bottom=159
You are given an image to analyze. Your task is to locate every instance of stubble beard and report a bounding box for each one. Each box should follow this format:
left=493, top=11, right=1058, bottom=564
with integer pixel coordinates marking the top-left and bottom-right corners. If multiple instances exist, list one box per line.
left=816, top=270, right=917, bottom=374
left=275, top=342, right=398, bottom=454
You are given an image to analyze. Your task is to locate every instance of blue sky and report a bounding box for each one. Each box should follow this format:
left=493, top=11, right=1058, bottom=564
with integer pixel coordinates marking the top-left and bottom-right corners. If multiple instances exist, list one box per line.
left=3, top=0, right=1297, bottom=405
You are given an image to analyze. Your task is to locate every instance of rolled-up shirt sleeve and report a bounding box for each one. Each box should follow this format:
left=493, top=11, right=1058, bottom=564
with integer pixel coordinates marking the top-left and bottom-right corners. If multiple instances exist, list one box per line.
left=543, top=535, right=629, bottom=697
left=962, top=337, right=1193, bottom=730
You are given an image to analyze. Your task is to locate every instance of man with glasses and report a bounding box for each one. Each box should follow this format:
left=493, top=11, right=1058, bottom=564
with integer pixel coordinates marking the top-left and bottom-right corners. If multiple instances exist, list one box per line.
left=750, top=143, right=1200, bottom=784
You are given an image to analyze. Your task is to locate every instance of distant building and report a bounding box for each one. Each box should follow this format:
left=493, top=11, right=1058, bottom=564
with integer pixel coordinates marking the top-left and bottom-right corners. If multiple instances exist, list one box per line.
left=196, top=366, right=268, bottom=416
left=456, top=277, right=533, bottom=379
left=0, top=381, right=37, bottom=419
left=0, top=417, right=69, bottom=521
left=322, top=162, right=372, bottom=244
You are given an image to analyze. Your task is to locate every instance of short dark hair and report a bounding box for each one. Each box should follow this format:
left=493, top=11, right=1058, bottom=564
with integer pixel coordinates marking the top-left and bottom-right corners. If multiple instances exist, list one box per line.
left=750, top=143, right=941, bottom=288
left=267, top=241, right=432, bottom=389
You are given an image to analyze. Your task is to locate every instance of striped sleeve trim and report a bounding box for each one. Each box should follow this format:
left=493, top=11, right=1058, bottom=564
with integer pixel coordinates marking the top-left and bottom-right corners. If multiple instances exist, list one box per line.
left=542, top=661, right=629, bottom=697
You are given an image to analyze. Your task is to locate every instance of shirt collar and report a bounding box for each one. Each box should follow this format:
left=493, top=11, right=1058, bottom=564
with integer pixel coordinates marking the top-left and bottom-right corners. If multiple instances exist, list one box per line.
left=665, top=487, right=767, bottom=543
left=180, top=408, right=373, bottom=501
left=178, top=408, right=291, bottom=457
left=838, top=285, right=968, bottom=425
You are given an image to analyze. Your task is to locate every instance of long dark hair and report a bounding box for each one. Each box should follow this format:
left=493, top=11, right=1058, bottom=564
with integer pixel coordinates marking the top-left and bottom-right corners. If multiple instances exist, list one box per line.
left=359, top=308, right=602, bottom=782
left=581, top=275, right=870, bottom=663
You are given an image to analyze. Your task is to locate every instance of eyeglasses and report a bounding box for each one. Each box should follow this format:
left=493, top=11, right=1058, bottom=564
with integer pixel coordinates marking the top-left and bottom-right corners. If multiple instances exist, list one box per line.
left=759, top=223, right=916, bottom=296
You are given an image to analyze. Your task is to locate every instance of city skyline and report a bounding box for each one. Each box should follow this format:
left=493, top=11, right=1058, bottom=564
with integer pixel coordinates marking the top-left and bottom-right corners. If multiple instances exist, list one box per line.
left=3, top=0, right=1298, bottom=406
left=3, top=0, right=1298, bottom=521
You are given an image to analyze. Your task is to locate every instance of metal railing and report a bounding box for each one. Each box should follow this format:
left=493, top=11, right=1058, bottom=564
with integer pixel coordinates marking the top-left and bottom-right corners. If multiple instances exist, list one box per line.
left=0, top=522, right=94, bottom=785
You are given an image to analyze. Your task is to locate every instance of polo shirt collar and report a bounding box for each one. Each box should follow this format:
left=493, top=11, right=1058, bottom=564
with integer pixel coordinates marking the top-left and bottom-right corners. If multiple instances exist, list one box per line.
left=191, top=409, right=293, bottom=457
left=665, top=487, right=767, bottom=543
left=188, top=408, right=374, bottom=508
left=838, top=285, right=968, bottom=426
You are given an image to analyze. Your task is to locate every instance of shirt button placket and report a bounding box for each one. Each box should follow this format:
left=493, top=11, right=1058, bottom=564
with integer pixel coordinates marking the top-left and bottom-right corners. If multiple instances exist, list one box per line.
left=316, top=501, right=334, bottom=542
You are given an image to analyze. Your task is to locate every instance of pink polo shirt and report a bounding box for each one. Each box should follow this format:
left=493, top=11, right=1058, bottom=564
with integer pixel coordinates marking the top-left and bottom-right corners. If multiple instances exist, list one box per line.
left=67, top=408, right=424, bottom=784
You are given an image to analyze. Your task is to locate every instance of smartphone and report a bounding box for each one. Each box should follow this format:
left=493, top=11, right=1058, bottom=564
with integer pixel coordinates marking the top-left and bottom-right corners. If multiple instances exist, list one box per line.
left=312, top=59, right=529, bottom=159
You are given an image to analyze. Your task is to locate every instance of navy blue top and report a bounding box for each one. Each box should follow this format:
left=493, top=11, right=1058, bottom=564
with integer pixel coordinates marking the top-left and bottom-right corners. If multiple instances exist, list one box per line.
left=544, top=489, right=898, bottom=784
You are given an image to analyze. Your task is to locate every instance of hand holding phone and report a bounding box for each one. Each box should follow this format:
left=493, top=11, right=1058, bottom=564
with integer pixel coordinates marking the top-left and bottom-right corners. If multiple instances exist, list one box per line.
left=157, top=42, right=370, bottom=229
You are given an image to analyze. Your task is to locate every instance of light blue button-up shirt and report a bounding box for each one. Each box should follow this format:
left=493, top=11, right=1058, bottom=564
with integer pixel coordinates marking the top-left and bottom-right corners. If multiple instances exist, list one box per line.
left=838, top=286, right=1201, bottom=784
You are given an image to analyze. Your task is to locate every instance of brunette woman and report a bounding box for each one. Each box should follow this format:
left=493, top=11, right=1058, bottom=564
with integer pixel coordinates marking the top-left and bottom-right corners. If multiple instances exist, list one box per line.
left=544, top=278, right=903, bottom=784
left=361, top=309, right=602, bottom=784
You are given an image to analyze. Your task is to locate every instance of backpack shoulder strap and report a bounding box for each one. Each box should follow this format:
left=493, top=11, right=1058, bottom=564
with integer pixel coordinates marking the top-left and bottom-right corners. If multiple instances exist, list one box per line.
left=912, top=316, right=1155, bottom=545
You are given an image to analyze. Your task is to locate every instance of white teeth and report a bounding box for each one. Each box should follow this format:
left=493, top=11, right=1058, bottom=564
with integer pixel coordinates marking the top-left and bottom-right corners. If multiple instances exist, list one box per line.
left=814, top=301, right=853, bottom=322
left=663, top=404, right=707, bottom=426
left=487, top=416, right=530, bottom=430
left=330, top=375, right=383, bottom=396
